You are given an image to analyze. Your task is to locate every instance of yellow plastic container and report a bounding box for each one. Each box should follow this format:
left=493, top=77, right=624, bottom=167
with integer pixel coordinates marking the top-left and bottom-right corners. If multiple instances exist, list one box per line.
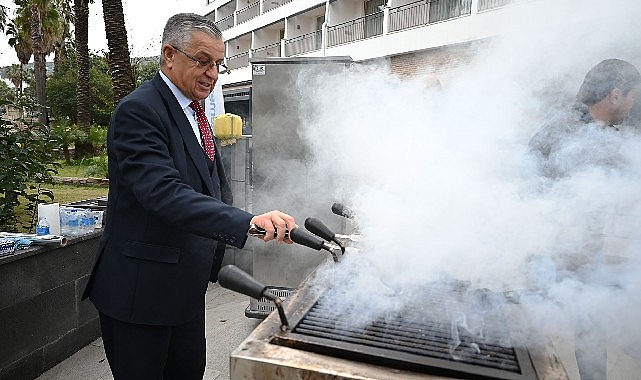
left=213, top=113, right=243, bottom=140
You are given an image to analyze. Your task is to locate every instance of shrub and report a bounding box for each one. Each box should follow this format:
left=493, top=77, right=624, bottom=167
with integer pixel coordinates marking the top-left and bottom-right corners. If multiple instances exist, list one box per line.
left=81, top=154, right=108, bottom=178
left=87, top=124, right=107, bottom=155
left=0, top=96, right=59, bottom=232
left=49, top=117, right=87, bottom=164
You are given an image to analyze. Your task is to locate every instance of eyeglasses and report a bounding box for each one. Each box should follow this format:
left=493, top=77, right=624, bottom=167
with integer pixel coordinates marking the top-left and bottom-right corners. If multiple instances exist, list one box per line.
left=170, top=44, right=228, bottom=73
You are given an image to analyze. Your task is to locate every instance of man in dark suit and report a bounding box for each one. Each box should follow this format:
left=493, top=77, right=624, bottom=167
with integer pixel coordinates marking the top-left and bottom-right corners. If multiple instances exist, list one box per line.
left=83, top=13, right=296, bottom=380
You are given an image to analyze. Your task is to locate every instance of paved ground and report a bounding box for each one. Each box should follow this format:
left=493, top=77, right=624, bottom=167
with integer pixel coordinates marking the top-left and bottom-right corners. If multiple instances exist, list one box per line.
left=35, top=284, right=260, bottom=380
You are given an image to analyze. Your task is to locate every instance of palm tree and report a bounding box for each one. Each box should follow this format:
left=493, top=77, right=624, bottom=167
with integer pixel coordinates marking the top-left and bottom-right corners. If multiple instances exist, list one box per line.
left=0, top=4, right=7, bottom=32
left=6, top=20, right=32, bottom=97
left=53, top=0, right=73, bottom=74
left=101, top=0, right=134, bottom=105
left=29, top=3, right=48, bottom=124
left=74, top=0, right=93, bottom=158
left=6, top=64, right=23, bottom=98
left=11, top=0, right=69, bottom=125
left=74, top=0, right=90, bottom=127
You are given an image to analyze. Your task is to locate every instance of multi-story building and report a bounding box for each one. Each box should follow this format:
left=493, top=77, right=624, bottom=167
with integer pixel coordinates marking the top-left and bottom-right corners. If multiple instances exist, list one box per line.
left=201, top=0, right=530, bottom=106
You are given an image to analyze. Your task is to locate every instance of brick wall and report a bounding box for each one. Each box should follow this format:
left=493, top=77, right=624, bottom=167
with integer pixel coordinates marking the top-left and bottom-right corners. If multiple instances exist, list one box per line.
left=360, top=39, right=492, bottom=87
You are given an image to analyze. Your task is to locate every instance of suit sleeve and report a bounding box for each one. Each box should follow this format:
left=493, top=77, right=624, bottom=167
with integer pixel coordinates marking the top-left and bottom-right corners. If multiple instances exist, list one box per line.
left=110, top=95, right=253, bottom=248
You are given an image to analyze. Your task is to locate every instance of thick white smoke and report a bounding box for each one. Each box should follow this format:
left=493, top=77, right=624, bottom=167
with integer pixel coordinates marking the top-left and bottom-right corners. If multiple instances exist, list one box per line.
left=295, top=0, right=641, bottom=371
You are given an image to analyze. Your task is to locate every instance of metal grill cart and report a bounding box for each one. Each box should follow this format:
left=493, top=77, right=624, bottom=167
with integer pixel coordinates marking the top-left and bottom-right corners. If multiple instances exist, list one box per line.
left=241, top=57, right=354, bottom=318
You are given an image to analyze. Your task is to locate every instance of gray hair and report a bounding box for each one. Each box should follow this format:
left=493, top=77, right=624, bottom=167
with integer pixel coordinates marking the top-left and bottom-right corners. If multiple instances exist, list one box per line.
left=160, top=13, right=222, bottom=65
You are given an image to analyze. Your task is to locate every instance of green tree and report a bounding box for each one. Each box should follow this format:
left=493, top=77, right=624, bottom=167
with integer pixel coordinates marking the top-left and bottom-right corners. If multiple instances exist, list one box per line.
left=46, top=52, right=113, bottom=127
left=0, top=81, right=14, bottom=105
left=132, top=57, right=159, bottom=87
left=88, top=54, right=114, bottom=125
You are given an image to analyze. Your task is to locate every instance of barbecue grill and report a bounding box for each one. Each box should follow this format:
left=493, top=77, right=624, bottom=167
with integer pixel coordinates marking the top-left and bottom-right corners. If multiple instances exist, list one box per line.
left=229, top=271, right=569, bottom=380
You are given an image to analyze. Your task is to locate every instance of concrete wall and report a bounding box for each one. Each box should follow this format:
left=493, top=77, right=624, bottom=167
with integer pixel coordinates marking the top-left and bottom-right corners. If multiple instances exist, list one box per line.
left=0, top=232, right=102, bottom=380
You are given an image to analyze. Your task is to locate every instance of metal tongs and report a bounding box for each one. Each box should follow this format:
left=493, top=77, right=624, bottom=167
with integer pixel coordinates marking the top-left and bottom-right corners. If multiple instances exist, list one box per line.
left=248, top=224, right=289, bottom=239
left=248, top=224, right=342, bottom=262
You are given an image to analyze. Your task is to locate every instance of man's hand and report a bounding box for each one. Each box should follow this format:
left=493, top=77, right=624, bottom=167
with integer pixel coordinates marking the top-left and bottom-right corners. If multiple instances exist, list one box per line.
left=250, top=210, right=296, bottom=243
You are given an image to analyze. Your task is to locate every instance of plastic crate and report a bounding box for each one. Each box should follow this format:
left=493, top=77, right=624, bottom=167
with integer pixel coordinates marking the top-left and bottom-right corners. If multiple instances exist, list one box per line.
left=245, top=286, right=294, bottom=319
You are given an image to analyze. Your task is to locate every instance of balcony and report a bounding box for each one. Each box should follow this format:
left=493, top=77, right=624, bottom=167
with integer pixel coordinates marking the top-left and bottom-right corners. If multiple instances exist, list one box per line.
left=284, top=30, right=322, bottom=56
left=478, top=0, right=515, bottom=11
left=237, top=1, right=260, bottom=24
left=388, top=0, right=472, bottom=32
left=429, top=0, right=472, bottom=22
left=263, top=0, right=294, bottom=13
left=216, top=13, right=235, bottom=31
left=327, top=11, right=383, bottom=47
left=227, top=51, right=250, bottom=70
left=252, top=41, right=282, bottom=58
left=216, top=0, right=531, bottom=76
left=388, top=0, right=430, bottom=33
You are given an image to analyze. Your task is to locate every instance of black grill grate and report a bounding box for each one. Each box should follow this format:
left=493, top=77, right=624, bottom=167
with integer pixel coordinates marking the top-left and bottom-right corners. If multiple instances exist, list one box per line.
left=272, top=288, right=538, bottom=379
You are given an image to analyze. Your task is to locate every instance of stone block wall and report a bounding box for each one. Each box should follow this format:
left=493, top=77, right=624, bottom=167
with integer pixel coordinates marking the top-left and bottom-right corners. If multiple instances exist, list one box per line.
left=0, top=232, right=102, bottom=379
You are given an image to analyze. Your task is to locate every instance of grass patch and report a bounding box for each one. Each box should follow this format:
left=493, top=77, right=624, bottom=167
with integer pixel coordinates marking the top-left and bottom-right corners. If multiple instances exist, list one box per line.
left=54, top=164, right=85, bottom=177
left=53, top=160, right=107, bottom=179
left=47, top=183, right=108, bottom=204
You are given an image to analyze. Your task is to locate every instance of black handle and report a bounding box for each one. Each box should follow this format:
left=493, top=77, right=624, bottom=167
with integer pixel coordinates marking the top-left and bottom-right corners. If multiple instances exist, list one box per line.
left=218, top=265, right=290, bottom=331
left=289, top=227, right=324, bottom=251
left=218, top=265, right=266, bottom=300
left=304, top=217, right=336, bottom=242
left=331, top=202, right=355, bottom=219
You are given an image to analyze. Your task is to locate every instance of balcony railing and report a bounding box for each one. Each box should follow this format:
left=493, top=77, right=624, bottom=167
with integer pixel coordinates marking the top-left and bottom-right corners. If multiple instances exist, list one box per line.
left=389, top=0, right=430, bottom=33
left=478, top=0, right=513, bottom=11
left=429, top=0, right=471, bottom=23
left=219, top=0, right=521, bottom=61
left=263, top=0, right=293, bottom=13
left=327, top=11, right=383, bottom=47
left=251, top=41, right=281, bottom=58
left=215, top=14, right=234, bottom=32
left=283, top=30, right=322, bottom=56
left=237, top=1, right=260, bottom=24
left=227, top=51, right=250, bottom=70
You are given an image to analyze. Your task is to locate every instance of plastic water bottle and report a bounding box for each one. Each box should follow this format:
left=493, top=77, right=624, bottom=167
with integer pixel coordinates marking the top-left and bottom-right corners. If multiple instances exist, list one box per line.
left=35, top=217, right=50, bottom=236
left=93, top=210, right=104, bottom=228
left=79, top=209, right=95, bottom=234
left=69, top=209, right=81, bottom=236
left=60, top=207, right=78, bottom=236
left=60, top=207, right=74, bottom=236
left=59, top=207, right=69, bottom=236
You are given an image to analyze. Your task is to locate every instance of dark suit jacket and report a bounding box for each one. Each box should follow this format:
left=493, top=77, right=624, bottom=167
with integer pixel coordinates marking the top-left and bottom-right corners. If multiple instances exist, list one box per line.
left=83, top=73, right=253, bottom=326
